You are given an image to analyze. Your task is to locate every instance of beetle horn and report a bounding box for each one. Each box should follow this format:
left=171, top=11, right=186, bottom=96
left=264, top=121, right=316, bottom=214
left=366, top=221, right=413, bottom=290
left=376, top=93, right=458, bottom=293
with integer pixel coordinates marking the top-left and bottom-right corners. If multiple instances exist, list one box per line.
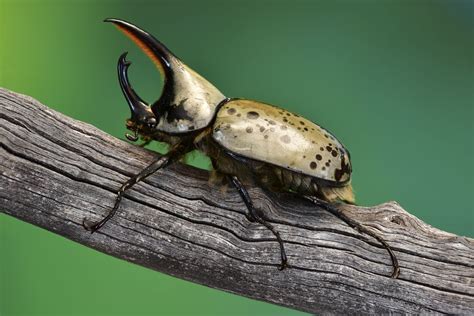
left=117, top=52, right=153, bottom=123
left=106, top=18, right=173, bottom=83
left=105, top=18, right=225, bottom=132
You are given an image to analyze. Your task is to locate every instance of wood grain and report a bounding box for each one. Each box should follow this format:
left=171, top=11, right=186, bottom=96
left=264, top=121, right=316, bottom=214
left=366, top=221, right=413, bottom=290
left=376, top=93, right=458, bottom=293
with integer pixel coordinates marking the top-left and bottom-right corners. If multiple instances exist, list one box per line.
left=1, top=87, right=473, bottom=315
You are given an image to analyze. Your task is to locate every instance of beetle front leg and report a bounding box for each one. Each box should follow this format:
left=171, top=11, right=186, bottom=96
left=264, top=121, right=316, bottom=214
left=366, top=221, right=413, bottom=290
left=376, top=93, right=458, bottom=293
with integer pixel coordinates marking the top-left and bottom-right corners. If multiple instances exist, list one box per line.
left=229, top=175, right=288, bottom=270
left=83, top=144, right=187, bottom=233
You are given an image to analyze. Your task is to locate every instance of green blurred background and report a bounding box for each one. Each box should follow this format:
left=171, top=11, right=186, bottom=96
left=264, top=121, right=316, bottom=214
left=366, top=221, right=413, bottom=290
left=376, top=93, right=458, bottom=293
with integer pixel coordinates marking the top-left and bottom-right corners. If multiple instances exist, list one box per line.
left=1, top=0, right=473, bottom=315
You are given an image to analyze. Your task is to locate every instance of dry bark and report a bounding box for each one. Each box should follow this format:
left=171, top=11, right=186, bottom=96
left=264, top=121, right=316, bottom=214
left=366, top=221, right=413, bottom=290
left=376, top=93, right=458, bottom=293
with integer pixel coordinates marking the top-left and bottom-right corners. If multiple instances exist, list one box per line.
left=1, top=87, right=473, bottom=315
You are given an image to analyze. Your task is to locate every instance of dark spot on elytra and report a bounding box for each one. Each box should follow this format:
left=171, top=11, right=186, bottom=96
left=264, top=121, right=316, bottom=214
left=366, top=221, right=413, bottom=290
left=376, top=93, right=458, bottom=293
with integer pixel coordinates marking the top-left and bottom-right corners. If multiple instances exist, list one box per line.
left=280, top=135, right=291, bottom=144
left=304, top=127, right=308, bottom=131
left=259, top=126, right=265, bottom=132
left=283, top=118, right=288, bottom=122
left=334, top=155, right=351, bottom=182
left=326, top=146, right=332, bottom=151
left=246, top=127, right=253, bottom=133
left=300, top=121, right=305, bottom=125
left=310, top=161, right=317, bottom=169
left=325, top=162, right=330, bottom=167
left=297, top=127, right=301, bottom=130
left=227, top=108, right=236, bottom=115
left=247, top=111, right=259, bottom=119
left=316, top=154, right=322, bottom=160
left=322, top=166, right=326, bottom=170
left=303, top=155, right=306, bottom=158
left=324, top=134, right=329, bottom=138
left=264, top=135, right=269, bottom=139
left=312, top=141, right=316, bottom=144
left=320, top=147, right=324, bottom=151
left=331, top=150, right=338, bottom=157
left=286, top=113, right=291, bottom=116
left=237, top=113, right=242, bottom=117
left=269, top=120, right=276, bottom=125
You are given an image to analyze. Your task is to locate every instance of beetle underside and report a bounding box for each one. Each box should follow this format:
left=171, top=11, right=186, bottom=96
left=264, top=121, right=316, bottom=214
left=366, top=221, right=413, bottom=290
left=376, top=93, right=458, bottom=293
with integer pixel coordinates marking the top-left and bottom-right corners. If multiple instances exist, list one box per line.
left=82, top=18, right=400, bottom=278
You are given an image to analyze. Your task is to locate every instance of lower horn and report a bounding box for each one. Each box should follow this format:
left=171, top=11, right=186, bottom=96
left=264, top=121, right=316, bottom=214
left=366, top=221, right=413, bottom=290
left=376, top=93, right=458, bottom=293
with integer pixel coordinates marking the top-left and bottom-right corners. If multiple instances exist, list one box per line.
left=117, top=52, right=153, bottom=122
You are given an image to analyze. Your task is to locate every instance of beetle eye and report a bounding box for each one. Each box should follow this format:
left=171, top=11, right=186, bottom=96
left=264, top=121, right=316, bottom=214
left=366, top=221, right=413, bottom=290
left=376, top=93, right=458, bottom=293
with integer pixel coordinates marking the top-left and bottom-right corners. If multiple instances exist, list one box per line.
left=146, top=117, right=157, bottom=129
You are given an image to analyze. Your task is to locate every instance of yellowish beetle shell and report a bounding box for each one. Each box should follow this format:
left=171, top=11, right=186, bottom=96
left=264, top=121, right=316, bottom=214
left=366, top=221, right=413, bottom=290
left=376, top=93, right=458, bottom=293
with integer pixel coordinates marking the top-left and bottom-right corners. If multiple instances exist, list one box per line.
left=212, top=99, right=352, bottom=185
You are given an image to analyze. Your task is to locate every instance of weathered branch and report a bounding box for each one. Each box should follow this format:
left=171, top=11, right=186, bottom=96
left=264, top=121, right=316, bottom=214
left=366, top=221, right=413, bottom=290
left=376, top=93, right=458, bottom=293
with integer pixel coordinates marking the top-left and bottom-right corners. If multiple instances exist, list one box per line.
left=1, top=87, right=473, bottom=315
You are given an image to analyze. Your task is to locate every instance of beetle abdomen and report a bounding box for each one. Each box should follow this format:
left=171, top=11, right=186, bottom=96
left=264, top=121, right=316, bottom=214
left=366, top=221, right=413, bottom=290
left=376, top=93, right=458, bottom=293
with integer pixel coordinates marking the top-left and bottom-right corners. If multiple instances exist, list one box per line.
left=212, top=99, right=352, bottom=185
left=197, top=134, right=354, bottom=203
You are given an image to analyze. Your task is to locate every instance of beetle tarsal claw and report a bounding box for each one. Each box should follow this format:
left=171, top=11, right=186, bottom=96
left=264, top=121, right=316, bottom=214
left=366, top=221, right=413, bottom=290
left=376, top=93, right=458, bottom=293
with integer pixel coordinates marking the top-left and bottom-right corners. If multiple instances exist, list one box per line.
left=82, top=218, right=98, bottom=233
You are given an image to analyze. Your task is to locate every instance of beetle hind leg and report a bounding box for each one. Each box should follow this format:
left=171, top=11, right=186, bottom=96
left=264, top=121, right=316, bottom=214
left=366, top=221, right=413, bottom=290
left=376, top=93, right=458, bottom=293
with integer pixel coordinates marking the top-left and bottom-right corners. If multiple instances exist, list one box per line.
left=305, top=196, right=400, bottom=278
left=229, top=175, right=288, bottom=270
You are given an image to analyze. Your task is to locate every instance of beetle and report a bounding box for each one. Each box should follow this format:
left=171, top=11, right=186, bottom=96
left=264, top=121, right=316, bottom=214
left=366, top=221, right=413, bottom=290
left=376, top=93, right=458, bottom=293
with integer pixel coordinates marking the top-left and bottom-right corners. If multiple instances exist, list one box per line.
left=83, top=18, right=400, bottom=278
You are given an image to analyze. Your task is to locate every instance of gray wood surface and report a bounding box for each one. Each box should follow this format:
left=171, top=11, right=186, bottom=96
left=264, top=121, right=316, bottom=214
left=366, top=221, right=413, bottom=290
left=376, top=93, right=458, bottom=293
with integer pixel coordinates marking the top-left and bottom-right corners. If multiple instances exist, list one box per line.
left=1, top=87, right=473, bottom=315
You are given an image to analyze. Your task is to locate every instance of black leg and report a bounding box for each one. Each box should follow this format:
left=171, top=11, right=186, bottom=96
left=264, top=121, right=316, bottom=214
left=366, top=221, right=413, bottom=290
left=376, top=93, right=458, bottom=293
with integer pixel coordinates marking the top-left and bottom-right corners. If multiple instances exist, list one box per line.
left=306, top=196, right=400, bottom=278
left=83, top=146, right=185, bottom=233
left=229, top=175, right=288, bottom=270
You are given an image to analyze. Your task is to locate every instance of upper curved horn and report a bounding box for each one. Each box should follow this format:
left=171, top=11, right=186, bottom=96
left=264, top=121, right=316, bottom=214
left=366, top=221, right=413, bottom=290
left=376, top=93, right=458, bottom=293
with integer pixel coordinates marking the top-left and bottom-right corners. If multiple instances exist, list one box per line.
left=106, top=18, right=173, bottom=82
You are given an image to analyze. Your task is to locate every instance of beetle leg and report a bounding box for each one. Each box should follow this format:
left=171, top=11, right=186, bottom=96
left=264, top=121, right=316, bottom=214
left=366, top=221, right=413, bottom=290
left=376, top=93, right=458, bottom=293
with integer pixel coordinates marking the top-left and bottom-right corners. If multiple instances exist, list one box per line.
left=82, top=143, right=188, bottom=233
left=229, top=175, right=288, bottom=270
left=305, top=196, right=400, bottom=279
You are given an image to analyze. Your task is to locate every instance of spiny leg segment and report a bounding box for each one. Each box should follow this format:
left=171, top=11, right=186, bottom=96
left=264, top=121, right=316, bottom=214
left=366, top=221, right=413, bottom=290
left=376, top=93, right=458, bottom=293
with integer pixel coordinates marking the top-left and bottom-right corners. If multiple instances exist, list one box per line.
left=83, top=145, right=186, bottom=233
left=306, top=196, right=400, bottom=278
left=229, top=175, right=288, bottom=270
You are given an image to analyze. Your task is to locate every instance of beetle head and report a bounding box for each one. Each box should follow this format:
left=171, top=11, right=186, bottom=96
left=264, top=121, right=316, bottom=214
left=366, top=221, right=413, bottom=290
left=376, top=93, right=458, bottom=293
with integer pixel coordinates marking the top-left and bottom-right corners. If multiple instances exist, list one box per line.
left=106, top=18, right=226, bottom=135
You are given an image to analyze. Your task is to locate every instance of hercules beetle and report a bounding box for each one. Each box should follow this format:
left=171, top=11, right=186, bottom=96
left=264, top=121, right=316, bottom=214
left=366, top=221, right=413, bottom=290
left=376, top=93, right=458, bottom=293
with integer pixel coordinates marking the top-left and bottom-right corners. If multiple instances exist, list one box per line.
left=83, top=18, right=400, bottom=278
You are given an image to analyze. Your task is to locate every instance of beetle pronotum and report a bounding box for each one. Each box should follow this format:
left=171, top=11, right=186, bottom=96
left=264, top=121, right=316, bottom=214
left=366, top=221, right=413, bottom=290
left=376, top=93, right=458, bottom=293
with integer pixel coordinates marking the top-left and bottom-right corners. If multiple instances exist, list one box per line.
left=83, top=18, right=400, bottom=278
